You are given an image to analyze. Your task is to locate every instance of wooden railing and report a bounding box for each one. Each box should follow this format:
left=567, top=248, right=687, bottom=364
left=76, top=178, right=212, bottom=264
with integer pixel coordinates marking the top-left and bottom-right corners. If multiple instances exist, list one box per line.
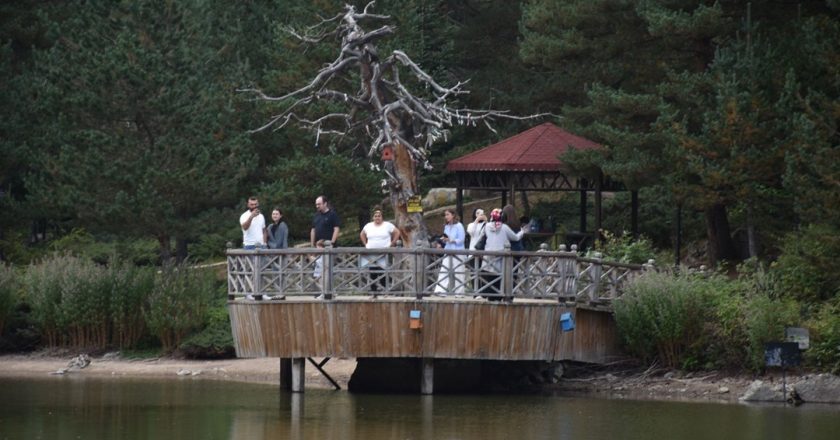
left=226, top=243, right=654, bottom=304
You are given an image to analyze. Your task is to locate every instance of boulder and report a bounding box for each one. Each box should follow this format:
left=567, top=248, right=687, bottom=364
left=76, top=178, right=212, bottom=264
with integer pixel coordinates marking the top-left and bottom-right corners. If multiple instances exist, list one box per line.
left=739, top=380, right=786, bottom=402
left=422, top=188, right=456, bottom=210
left=792, top=374, right=840, bottom=403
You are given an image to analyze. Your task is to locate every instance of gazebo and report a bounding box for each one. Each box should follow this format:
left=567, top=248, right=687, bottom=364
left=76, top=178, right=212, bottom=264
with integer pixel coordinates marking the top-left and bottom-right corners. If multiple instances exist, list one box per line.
left=446, top=122, right=638, bottom=246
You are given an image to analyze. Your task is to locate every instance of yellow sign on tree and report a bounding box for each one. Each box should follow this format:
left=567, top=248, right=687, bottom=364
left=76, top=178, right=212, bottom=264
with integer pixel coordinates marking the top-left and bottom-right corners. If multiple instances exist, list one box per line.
left=407, top=196, right=423, bottom=213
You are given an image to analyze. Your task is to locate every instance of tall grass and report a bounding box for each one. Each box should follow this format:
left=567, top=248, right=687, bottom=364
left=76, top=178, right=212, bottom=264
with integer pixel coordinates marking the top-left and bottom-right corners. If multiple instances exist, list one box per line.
left=145, top=264, right=215, bottom=351
left=0, top=264, right=19, bottom=335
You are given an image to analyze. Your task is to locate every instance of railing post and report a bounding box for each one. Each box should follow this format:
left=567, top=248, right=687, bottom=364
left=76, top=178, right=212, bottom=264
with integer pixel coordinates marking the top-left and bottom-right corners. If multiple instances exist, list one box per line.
left=253, top=249, right=263, bottom=300
left=323, top=240, right=333, bottom=300
left=415, top=239, right=426, bottom=300
left=503, top=242, right=513, bottom=302
left=588, top=252, right=603, bottom=302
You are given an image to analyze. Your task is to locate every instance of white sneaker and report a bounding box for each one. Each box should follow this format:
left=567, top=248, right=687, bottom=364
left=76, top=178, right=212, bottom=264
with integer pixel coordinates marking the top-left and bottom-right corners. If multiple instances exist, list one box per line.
left=435, top=293, right=447, bottom=297
left=316, top=294, right=325, bottom=300
left=455, top=294, right=464, bottom=298
left=263, top=295, right=272, bottom=300
left=474, top=296, right=484, bottom=300
left=245, top=294, right=255, bottom=300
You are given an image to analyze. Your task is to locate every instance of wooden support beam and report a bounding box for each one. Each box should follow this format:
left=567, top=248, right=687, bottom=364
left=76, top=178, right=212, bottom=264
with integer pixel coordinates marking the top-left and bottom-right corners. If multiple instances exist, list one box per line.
left=307, top=357, right=341, bottom=390
left=279, top=358, right=292, bottom=391
left=291, top=357, right=305, bottom=393
left=421, top=358, right=434, bottom=395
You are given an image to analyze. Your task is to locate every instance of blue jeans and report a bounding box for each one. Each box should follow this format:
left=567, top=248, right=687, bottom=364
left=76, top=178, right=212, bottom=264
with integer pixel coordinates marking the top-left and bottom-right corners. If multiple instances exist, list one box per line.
left=243, top=245, right=266, bottom=250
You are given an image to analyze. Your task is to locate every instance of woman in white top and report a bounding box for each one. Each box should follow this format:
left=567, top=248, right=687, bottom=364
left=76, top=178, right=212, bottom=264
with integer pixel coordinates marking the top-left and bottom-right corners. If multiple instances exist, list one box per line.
left=360, top=207, right=399, bottom=292
left=466, top=208, right=488, bottom=251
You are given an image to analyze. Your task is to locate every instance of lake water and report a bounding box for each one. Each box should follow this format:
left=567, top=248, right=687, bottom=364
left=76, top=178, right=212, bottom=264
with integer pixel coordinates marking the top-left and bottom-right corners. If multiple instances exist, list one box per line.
left=1, top=377, right=838, bottom=440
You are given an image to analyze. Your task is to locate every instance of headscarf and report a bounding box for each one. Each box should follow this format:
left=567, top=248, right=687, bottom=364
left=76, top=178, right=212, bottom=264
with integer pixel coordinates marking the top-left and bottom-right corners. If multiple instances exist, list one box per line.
left=490, top=208, right=503, bottom=229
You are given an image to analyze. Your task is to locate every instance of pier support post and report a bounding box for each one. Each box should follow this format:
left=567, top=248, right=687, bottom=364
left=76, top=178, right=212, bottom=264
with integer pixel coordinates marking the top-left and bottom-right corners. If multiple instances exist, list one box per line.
left=421, top=358, right=434, bottom=395
left=279, top=358, right=292, bottom=391
left=291, top=357, right=305, bottom=393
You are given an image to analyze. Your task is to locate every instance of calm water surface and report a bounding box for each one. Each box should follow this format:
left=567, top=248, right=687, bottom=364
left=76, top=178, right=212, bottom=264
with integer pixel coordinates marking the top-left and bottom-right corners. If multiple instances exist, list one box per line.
left=1, top=377, right=838, bottom=440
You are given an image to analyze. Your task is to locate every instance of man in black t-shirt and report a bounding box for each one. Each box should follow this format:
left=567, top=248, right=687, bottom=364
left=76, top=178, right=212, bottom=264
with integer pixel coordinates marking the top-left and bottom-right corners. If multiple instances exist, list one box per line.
left=310, top=195, right=341, bottom=246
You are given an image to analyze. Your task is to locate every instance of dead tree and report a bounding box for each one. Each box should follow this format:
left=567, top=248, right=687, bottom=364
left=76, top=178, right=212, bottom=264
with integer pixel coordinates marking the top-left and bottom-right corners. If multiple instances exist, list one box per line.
left=243, top=2, right=540, bottom=247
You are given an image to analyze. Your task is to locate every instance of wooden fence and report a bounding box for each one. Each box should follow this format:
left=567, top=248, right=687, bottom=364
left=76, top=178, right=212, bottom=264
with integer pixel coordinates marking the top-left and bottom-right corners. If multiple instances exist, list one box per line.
left=227, top=243, right=653, bottom=304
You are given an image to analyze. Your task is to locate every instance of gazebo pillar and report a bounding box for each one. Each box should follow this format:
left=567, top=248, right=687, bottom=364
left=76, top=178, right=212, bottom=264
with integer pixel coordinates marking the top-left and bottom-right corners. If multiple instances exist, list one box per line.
left=456, top=176, right=464, bottom=224
left=594, top=174, right=603, bottom=237
left=579, top=184, right=587, bottom=233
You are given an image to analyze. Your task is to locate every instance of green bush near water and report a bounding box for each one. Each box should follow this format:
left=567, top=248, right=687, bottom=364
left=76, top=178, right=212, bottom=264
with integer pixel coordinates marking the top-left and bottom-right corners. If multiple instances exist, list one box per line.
left=145, top=264, right=217, bottom=352
left=14, top=254, right=227, bottom=356
left=615, top=269, right=801, bottom=371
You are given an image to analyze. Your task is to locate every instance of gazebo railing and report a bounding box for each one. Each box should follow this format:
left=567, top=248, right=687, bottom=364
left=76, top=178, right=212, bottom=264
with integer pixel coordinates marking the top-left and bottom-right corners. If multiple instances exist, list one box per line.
left=226, top=243, right=653, bottom=303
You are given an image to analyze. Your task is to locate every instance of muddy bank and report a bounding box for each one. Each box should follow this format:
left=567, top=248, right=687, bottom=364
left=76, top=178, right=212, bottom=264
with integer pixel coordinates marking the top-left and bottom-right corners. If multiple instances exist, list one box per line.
left=2, top=352, right=836, bottom=405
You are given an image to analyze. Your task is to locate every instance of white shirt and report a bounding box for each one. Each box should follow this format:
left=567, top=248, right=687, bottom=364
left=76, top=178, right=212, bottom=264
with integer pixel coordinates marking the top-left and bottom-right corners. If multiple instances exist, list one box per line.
left=240, top=210, right=266, bottom=246
left=362, top=221, right=396, bottom=249
left=361, top=221, right=396, bottom=268
left=467, top=221, right=487, bottom=251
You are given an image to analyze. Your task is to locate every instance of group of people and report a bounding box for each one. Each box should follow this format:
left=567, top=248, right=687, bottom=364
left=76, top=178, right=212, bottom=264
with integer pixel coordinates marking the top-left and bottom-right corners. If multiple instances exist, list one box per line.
left=433, top=205, right=529, bottom=298
left=239, top=195, right=341, bottom=250
left=240, top=195, right=527, bottom=299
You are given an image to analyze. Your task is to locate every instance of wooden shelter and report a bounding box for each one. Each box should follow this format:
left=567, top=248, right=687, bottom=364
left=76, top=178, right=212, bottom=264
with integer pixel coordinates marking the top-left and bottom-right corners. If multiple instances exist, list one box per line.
left=446, top=122, right=638, bottom=245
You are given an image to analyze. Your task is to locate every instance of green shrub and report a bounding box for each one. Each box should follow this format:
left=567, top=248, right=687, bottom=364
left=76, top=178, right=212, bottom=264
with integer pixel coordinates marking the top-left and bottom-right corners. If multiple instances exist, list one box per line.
left=592, top=230, right=656, bottom=264
left=614, top=270, right=721, bottom=368
left=145, top=264, right=216, bottom=352
left=806, top=300, right=840, bottom=373
left=0, top=265, right=19, bottom=335
left=772, top=224, right=840, bottom=304
left=179, top=305, right=235, bottom=359
left=189, top=233, right=228, bottom=262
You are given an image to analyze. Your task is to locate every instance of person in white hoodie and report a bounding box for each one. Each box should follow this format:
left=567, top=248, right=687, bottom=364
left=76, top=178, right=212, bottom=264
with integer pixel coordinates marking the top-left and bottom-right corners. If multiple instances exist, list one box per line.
left=474, top=208, right=528, bottom=299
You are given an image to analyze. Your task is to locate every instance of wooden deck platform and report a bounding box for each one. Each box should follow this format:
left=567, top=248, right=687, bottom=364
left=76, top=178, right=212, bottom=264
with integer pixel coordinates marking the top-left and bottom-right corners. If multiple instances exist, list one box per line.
left=228, top=297, right=619, bottom=364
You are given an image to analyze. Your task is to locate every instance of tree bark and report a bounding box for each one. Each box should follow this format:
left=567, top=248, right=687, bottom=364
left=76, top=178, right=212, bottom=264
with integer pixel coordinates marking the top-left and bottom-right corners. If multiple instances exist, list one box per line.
left=387, top=142, right=428, bottom=247
left=704, top=203, right=738, bottom=266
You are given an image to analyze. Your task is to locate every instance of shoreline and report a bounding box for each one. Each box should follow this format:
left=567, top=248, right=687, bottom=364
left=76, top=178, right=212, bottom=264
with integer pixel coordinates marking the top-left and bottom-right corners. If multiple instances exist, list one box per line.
left=1, top=353, right=833, bottom=405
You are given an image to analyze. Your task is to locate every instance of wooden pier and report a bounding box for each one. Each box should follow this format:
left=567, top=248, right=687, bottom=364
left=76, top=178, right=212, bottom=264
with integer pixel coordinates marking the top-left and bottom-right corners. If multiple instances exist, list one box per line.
left=226, top=245, right=650, bottom=393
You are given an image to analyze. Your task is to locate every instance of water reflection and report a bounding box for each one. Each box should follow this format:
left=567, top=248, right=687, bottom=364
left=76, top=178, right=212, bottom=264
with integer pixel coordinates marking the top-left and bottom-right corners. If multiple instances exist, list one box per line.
left=1, top=377, right=838, bottom=440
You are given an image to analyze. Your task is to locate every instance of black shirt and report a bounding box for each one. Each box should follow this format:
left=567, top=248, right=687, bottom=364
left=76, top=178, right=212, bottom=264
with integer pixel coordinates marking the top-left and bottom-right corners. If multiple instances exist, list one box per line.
left=312, top=209, right=341, bottom=243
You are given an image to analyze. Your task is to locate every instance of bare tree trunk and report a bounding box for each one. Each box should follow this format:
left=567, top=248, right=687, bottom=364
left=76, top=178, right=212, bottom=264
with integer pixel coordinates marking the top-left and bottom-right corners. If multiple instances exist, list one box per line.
left=175, top=237, right=188, bottom=263
left=387, top=142, right=428, bottom=247
left=158, top=234, right=172, bottom=265
left=704, top=203, right=738, bottom=266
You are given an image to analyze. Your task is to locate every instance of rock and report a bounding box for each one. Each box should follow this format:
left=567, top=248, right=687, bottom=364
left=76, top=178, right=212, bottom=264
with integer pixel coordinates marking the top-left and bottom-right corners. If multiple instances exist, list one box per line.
left=176, top=369, right=191, bottom=376
left=718, top=387, right=730, bottom=394
left=604, top=374, right=618, bottom=382
left=740, top=380, right=785, bottom=402
left=422, top=188, right=456, bottom=210
left=101, top=351, right=120, bottom=360
left=792, top=374, right=840, bottom=404
left=664, top=372, right=675, bottom=380
left=191, top=370, right=202, bottom=376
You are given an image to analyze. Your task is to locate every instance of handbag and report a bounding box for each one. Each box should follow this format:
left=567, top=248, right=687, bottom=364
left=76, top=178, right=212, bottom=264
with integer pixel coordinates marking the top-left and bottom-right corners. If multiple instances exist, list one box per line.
left=473, top=224, right=487, bottom=250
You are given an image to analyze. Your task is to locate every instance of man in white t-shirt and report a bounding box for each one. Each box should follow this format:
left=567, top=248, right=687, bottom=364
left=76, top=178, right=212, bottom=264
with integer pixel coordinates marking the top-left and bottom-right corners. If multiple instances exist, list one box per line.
left=240, top=196, right=267, bottom=249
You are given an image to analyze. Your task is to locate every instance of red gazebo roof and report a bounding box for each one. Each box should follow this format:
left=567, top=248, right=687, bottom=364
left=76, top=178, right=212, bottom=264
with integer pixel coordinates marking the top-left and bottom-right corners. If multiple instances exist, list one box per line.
left=446, top=122, right=602, bottom=172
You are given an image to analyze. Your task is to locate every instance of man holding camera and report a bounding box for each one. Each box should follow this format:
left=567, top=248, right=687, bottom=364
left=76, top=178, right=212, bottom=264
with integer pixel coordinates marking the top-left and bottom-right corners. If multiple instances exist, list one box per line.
left=240, top=196, right=267, bottom=249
